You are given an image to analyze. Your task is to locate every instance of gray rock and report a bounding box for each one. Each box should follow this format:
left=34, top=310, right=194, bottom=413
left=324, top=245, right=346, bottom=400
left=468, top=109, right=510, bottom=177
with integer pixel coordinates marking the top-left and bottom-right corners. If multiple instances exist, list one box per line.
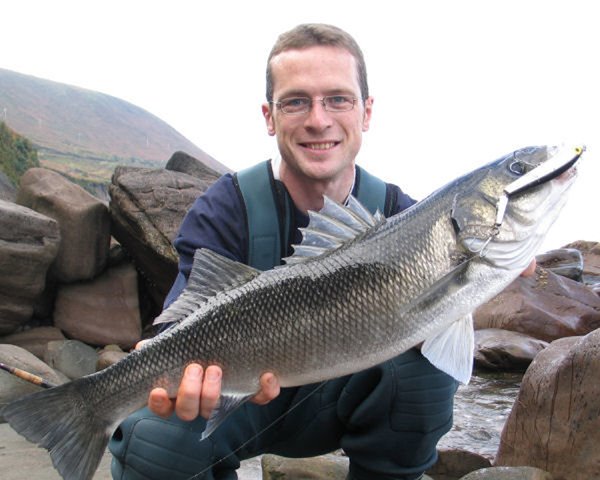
left=474, top=329, right=548, bottom=371
left=0, top=199, right=60, bottom=334
left=44, top=340, right=98, bottom=379
left=53, top=263, right=142, bottom=349
left=109, top=165, right=218, bottom=306
left=536, top=248, right=583, bottom=281
left=16, top=167, right=110, bottom=283
left=96, top=347, right=129, bottom=371
left=0, top=344, right=68, bottom=419
left=460, top=466, right=554, bottom=479
left=261, top=453, right=348, bottom=479
left=0, top=326, right=66, bottom=359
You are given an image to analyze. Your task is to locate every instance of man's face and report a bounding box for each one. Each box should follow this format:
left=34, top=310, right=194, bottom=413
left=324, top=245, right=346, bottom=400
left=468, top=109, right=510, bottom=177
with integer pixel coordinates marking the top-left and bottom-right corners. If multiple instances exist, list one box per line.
left=262, top=46, right=373, bottom=184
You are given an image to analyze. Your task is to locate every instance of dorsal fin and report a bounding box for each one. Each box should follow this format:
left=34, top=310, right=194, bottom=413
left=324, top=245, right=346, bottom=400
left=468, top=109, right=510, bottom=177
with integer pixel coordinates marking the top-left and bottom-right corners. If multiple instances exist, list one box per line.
left=153, top=249, right=261, bottom=326
left=284, top=195, right=384, bottom=266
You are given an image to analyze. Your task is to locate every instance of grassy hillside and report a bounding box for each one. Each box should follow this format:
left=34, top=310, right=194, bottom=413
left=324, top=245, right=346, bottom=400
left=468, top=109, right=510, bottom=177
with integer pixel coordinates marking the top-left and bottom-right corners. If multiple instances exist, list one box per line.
left=0, top=121, right=39, bottom=185
left=0, top=68, right=228, bottom=185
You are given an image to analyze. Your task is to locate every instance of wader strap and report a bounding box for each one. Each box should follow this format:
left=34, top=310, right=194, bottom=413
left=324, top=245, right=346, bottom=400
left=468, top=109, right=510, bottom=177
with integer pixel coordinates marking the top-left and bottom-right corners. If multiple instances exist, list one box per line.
left=355, top=166, right=388, bottom=215
left=235, top=160, right=289, bottom=271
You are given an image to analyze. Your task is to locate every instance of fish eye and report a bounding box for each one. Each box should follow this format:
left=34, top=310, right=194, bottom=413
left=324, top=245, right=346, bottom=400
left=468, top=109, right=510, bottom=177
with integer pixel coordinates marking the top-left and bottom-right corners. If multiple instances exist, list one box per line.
left=509, top=161, right=526, bottom=175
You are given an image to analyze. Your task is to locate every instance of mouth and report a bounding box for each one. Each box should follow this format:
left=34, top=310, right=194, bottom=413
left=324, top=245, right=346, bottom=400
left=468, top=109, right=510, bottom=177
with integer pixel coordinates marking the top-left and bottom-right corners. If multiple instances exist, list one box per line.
left=299, top=141, right=340, bottom=151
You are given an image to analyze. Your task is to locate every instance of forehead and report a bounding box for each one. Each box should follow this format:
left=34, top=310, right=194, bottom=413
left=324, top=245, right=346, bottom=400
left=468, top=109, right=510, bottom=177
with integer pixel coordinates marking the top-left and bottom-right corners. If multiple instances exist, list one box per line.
left=270, top=46, right=360, bottom=97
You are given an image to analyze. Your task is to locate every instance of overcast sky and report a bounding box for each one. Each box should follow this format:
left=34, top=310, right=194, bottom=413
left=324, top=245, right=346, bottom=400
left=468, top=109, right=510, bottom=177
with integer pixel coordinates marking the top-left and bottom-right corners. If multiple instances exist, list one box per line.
left=2, top=0, right=598, bottom=251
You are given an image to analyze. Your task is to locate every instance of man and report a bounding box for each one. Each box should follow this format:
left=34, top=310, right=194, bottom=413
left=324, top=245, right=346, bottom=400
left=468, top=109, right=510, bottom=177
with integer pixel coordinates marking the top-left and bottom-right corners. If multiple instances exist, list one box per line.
left=110, top=24, right=535, bottom=480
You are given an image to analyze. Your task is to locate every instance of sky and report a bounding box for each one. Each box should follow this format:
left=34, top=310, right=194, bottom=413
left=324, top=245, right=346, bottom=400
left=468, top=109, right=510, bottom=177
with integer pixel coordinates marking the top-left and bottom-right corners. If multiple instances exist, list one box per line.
left=2, top=0, right=598, bottom=251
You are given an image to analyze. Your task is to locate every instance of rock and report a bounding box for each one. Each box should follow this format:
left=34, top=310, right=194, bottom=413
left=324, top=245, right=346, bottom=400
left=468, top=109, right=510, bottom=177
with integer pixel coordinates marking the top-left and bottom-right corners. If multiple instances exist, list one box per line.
left=165, top=151, right=223, bottom=180
left=566, top=240, right=600, bottom=290
left=44, top=339, right=98, bottom=379
left=16, top=168, right=110, bottom=283
left=460, top=466, right=554, bottom=479
left=535, top=248, right=583, bottom=281
left=495, top=330, right=600, bottom=480
left=0, top=344, right=68, bottom=419
left=0, top=326, right=66, bottom=359
left=261, top=453, right=348, bottom=479
left=0, top=199, right=60, bottom=334
left=427, top=448, right=491, bottom=480
left=53, top=263, right=142, bottom=349
left=474, top=267, right=600, bottom=342
left=96, top=347, right=129, bottom=371
left=109, top=165, right=218, bottom=307
left=474, top=329, right=548, bottom=371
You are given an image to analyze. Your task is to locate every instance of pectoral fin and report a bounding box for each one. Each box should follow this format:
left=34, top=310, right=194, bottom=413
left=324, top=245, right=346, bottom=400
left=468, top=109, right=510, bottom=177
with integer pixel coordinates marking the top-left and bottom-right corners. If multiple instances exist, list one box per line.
left=421, top=314, right=474, bottom=384
left=201, top=393, right=254, bottom=440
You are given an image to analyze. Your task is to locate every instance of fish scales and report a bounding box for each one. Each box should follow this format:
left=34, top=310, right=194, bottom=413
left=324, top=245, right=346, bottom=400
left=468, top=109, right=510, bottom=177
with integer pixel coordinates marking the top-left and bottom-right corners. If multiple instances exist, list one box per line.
left=1, top=145, right=584, bottom=480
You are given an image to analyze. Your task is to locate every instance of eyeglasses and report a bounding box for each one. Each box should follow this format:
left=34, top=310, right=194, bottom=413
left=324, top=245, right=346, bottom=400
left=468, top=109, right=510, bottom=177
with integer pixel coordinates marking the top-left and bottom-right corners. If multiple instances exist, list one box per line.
left=271, top=95, right=357, bottom=115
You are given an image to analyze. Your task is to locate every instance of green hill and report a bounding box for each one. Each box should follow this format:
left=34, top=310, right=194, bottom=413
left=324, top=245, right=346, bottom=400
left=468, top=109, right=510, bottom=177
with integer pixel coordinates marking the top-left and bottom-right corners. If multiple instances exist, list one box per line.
left=0, top=121, right=39, bottom=185
left=0, top=68, right=228, bottom=185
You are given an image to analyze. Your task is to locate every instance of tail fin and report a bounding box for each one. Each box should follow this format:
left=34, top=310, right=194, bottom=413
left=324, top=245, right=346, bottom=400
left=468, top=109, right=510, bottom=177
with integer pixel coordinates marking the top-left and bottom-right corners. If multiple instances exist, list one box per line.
left=2, top=379, right=111, bottom=480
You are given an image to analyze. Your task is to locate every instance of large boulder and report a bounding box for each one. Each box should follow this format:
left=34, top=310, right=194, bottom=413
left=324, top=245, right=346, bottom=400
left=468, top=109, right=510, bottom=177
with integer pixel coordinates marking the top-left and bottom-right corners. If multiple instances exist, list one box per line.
left=495, top=330, right=600, bottom=479
left=0, top=326, right=66, bottom=359
left=0, top=200, right=60, bottom=334
left=109, top=165, right=219, bottom=307
left=165, top=150, right=224, bottom=180
left=16, top=168, right=110, bottom=283
left=53, top=263, right=142, bottom=349
left=474, top=267, right=600, bottom=342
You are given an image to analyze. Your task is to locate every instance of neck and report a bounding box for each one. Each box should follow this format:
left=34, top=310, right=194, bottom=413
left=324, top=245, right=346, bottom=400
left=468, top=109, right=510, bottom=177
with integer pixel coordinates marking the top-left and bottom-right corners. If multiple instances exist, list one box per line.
left=278, top=162, right=355, bottom=213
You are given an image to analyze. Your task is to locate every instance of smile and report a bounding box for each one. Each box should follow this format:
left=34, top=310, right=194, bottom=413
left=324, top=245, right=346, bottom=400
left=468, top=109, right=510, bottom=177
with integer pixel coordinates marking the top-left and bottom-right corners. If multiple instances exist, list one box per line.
left=301, top=142, right=339, bottom=150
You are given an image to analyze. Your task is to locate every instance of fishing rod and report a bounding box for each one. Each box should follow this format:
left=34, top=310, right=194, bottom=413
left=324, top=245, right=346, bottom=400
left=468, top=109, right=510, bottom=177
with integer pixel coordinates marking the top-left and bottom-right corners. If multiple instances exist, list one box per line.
left=0, top=362, right=57, bottom=389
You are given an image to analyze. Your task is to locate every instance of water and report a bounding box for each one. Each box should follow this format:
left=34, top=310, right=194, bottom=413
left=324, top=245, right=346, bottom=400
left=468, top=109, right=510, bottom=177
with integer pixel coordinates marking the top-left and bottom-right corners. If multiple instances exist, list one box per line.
left=438, top=371, right=523, bottom=460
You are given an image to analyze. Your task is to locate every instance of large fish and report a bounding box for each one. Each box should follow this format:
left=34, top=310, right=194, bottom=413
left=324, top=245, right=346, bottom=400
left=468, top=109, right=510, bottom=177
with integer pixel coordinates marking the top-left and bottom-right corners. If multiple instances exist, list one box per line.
left=2, top=145, right=584, bottom=480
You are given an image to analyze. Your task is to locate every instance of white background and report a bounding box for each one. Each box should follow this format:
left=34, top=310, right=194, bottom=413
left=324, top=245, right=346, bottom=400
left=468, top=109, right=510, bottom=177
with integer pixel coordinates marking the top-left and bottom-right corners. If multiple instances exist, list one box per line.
left=2, top=0, right=598, bottom=251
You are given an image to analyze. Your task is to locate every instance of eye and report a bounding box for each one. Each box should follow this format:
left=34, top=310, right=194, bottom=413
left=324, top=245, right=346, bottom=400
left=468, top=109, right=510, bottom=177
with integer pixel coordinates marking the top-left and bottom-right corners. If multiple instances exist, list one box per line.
left=509, top=161, right=526, bottom=175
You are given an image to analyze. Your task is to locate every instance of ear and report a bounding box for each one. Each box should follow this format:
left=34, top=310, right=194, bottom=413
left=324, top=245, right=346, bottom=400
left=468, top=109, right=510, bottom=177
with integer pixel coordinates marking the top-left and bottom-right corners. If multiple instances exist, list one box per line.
left=362, top=96, right=374, bottom=132
left=262, top=103, right=276, bottom=136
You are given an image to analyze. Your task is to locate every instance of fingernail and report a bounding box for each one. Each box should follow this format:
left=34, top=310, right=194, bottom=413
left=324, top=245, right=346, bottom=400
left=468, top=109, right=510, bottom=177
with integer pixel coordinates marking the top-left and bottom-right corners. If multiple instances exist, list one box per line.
left=187, top=364, right=202, bottom=379
left=206, top=368, right=221, bottom=383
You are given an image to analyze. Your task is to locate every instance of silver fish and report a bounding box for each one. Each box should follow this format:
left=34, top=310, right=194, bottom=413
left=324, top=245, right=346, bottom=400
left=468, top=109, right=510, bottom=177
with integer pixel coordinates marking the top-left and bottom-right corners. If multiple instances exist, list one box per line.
left=2, top=144, right=584, bottom=480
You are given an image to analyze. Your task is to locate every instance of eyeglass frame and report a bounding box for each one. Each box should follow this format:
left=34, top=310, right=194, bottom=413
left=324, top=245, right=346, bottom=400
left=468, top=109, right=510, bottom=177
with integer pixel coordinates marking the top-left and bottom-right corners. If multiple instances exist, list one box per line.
left=269, top=95, right=359, bottom=115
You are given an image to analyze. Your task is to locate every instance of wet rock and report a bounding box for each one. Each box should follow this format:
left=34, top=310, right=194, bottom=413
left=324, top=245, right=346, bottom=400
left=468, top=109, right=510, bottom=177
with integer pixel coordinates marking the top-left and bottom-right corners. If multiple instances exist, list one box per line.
left=44, top=339, right=98, bottom=379
left=495, top=330, right=600, bottom=480
left=0, top=326, right=66, bottom=359
left=0, top=344, right=68, bottom=419
left=16, top=168, right=110, bottom=283
left=460, top=466, right=554, bottom=479
left=427, top=448, right=491, bottom=480
left=53, top=263, right=141, bottom=349
left=536, top=248, right=583, bottom=281
left=474, top=267, right=600, bottom=342
left=474, top=329, right=548, bottom=371
left=109, top=165, right=217, bottom=307
left=261, top=452, right=348, bottom=479
left=0, top=199, right=60, bottom=334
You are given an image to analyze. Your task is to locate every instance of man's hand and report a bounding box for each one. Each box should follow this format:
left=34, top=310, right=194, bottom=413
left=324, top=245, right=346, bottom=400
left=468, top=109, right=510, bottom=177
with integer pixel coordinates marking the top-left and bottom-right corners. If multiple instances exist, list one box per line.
left=136, top=340, right=280, bottom=421
left=521, top=258, right=537, bottom=277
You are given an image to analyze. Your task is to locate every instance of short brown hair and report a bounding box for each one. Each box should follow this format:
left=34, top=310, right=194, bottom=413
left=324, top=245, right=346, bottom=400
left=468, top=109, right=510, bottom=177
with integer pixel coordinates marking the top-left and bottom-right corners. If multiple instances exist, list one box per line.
left=266, top=24, right=369, bottom=102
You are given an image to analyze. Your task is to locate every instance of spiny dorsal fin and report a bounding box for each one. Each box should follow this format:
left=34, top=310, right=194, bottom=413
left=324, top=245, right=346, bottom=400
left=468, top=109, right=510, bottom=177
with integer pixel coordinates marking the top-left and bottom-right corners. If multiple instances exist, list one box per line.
left=284, top=195, right=384, bottom=266
left=153, top=249, right=261, bottom=326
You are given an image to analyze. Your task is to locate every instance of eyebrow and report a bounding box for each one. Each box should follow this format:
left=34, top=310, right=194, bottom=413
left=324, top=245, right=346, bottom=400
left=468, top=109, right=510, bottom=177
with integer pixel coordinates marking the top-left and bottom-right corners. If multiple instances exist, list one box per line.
left=276, top=88, right=356, bottom=99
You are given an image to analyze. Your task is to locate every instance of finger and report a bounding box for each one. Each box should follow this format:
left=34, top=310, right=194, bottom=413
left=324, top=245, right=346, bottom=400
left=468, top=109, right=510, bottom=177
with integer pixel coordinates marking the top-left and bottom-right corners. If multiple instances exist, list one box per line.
left=175, top=363, right=203, bottom=421
left=148, top=387, right=175, bottom=418
left=520, top=259, right=537, bottom=277
left=135, top=339, right=150, bottom=350
left=199, top=366, right=222, bottom=419
left=251, top=372, right=280, bottom=405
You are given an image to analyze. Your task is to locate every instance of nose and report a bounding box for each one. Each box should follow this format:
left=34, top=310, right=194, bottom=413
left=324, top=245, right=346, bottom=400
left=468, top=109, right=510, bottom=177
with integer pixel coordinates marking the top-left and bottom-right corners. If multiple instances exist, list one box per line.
left=303, top=99, right=332, bottom=131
